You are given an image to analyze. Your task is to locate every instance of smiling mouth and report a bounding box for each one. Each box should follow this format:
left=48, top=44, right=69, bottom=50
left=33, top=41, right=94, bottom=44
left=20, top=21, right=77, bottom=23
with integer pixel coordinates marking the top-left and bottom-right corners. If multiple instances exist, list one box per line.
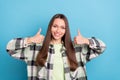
left=54, top=34, right=60, bottom=38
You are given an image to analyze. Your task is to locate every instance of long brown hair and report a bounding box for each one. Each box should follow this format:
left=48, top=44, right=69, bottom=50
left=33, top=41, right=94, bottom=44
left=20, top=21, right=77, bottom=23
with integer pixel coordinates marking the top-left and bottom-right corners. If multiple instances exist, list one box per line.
left=36, top=14, right=78, bottom=71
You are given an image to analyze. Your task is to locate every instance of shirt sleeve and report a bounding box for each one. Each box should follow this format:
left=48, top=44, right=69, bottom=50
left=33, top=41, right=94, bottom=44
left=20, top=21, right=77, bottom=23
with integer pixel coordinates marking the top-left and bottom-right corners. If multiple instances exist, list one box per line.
left=77, top=37, right=106, bottom=64
left=6, top=38, right=29, bottom=62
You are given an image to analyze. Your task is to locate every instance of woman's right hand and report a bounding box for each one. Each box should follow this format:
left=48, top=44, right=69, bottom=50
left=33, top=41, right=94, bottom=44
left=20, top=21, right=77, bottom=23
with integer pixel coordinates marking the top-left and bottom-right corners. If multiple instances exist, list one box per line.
left=27, top=29, right=44, bottom=44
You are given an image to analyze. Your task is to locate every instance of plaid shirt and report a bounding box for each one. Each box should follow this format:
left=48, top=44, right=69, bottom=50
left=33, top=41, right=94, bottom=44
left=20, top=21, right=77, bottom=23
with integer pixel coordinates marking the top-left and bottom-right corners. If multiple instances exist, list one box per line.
left=6, top=37, right=106, bottom=80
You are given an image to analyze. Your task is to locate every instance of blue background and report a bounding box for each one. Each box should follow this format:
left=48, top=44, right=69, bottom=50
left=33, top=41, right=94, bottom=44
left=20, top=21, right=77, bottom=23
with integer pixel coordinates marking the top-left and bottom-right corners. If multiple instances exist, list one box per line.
left=0, top=0, right=120, bottom=80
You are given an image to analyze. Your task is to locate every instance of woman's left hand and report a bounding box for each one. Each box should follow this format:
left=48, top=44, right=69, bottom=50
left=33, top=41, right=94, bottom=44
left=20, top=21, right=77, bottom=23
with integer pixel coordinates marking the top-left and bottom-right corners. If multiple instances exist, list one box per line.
left=74, top=29, right=89, bottom=45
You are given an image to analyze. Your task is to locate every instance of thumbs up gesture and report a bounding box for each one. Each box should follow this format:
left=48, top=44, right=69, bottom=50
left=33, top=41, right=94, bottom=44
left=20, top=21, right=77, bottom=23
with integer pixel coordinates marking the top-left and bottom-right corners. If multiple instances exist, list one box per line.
left=74, top=29, right=89, bottom=45
left=27, top=28, right=44, bottom=44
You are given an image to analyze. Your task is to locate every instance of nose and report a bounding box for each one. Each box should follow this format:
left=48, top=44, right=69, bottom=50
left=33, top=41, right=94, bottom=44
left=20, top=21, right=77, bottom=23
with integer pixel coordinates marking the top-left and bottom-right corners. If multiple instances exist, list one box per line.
left=56, top=27, right=60, bottom=32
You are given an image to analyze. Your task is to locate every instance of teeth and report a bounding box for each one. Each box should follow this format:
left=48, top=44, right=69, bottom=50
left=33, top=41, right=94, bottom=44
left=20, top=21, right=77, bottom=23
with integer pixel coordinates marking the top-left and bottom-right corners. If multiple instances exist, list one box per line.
left=54, top=33, right=60, bottom=37
left=56, top=33, right=59, bottom=35
left=55, top=34, right=60, bottom=36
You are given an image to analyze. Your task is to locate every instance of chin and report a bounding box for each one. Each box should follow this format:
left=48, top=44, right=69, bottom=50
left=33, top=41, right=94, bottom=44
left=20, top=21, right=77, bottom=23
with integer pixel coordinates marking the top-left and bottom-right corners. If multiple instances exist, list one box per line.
left=53, top=36, right=61, bottom=40
left=54, top=38, right=61, bottom=40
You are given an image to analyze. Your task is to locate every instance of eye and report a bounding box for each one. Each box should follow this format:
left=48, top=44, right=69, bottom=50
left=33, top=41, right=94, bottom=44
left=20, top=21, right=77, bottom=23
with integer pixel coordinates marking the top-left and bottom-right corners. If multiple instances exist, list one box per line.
left=52, top=25, right=57, bottom=28
left=61, top=26, right=66, bottom=29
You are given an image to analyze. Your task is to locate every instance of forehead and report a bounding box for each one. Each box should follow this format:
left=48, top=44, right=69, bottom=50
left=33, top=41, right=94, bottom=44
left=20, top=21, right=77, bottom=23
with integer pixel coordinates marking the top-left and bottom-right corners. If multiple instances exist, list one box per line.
left=53, top=18, right=65, bottom=26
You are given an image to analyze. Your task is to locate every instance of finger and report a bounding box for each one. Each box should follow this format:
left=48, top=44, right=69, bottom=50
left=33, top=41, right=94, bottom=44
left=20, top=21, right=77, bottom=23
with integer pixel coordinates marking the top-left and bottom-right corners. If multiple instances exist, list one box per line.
left=78, top=29, right=81, bottom=36
left=74, top=37, right=77, bottom=44
left=36, top=28, right=41, bottom=35
left=74, top=40, right=77, bottom=44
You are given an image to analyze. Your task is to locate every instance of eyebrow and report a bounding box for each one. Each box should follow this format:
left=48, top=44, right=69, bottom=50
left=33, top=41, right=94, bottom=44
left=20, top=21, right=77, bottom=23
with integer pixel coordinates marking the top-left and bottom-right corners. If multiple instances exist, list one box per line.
left=53, top=24, right=65, bottom=28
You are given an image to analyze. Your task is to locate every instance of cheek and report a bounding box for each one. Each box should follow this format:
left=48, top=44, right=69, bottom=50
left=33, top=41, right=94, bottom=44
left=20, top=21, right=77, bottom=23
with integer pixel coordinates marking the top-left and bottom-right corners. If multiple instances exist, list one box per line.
left=51, top=27, right=55, bottom=33
left=62, top=30, right=66, bottom=35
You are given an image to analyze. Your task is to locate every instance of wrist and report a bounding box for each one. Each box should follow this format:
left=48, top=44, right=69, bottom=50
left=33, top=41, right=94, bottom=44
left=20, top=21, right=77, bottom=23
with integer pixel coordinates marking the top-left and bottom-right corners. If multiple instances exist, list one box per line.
left=84, top=38, right=89, bottom=45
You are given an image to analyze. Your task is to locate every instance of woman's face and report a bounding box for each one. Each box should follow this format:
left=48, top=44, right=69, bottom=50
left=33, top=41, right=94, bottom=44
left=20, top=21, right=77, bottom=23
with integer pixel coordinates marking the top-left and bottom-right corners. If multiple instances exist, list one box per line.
left=51, top=18, right=66, bottom=42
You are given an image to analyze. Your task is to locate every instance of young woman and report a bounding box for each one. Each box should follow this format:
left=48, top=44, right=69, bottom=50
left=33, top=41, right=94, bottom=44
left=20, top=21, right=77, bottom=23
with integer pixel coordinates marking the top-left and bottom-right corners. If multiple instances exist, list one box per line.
left=6, top=14, right=106, bottom=80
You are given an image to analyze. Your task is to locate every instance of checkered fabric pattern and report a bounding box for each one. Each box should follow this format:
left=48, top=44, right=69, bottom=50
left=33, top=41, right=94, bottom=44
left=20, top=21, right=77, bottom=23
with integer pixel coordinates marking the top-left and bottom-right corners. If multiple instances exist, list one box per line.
left=6, top=37, right=106, bottom=80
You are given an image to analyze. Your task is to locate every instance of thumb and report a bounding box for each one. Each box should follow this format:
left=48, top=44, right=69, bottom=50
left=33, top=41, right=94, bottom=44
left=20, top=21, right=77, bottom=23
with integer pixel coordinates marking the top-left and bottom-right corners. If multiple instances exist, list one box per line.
left=36, top=28, right=41, bottom=35
left=78, top=29, right=81, bottom=36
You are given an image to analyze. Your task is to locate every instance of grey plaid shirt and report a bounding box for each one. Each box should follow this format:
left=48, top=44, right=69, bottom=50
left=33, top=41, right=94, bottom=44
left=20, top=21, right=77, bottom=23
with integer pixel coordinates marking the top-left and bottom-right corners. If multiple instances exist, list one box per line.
left=6, top=37, right=106, bottom=80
